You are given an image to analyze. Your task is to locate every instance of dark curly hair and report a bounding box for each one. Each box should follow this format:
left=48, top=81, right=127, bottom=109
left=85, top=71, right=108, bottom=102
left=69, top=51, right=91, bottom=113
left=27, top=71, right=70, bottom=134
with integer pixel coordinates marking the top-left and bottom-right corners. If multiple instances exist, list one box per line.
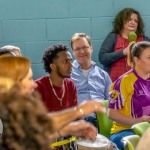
left=112, top=8, right=144, bottom=36
left=0, top=86, right=53, bottom=150
left=42, top=44, right=69, bottom=73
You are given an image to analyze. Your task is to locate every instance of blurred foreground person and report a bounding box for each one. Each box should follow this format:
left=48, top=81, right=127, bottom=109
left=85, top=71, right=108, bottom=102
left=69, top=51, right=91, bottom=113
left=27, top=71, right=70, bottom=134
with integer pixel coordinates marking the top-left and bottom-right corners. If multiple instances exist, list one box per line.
left=0, top=84, right=106, bottom=150
left=136, top=127, right=150, bottom=150
left=1, top=45, right=22, bottom=56
left=0, top=48, right=16, bottom=57
left=0, top=56, right=107, bottom=149
left=0, top=86, right=52, bottom=150
left=0, top=56, right=37, bottom=95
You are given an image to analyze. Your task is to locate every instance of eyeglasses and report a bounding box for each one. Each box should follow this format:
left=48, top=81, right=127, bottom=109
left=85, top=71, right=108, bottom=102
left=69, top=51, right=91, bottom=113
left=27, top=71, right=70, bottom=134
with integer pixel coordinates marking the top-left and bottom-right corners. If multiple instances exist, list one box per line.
left=73, top=46, right=90, bottom=52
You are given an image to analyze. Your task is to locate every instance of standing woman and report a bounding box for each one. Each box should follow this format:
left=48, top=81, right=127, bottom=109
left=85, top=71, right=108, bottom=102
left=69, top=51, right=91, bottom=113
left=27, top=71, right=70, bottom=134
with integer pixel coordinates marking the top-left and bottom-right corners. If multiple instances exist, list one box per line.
left=99, top=8, right=150, bottom=82
left=108, top=41, right=150, bottom=149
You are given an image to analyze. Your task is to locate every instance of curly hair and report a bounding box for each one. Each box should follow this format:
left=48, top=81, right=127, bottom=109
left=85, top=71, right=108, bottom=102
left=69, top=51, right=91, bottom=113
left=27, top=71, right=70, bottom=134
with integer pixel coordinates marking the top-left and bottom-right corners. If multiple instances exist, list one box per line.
left=112, top=8, right=144, bottom=36
left=0, top=86, right=52, bottom=150
left=42, top=44, right=69, bottom=73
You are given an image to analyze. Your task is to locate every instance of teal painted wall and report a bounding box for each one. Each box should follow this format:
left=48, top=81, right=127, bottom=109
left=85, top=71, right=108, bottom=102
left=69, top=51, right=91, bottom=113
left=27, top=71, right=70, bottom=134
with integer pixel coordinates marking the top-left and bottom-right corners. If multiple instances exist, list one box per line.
left=0, top=0, right=150, bottom=79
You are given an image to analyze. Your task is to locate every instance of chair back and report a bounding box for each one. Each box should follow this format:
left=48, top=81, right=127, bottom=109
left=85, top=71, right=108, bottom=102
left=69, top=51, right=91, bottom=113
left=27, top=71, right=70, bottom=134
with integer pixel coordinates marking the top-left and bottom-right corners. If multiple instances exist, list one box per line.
left=96, top=100, right=112, bottom=138
left=131, top=122, right=150, bottom=137
left=122, top=135, right=140, bottom=150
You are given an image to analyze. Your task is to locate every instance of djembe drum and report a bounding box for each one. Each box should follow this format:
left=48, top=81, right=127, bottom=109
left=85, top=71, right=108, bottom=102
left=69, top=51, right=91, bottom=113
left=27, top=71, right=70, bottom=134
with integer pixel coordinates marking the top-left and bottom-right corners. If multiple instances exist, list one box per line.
left=76, top=134, right=111, bottom=150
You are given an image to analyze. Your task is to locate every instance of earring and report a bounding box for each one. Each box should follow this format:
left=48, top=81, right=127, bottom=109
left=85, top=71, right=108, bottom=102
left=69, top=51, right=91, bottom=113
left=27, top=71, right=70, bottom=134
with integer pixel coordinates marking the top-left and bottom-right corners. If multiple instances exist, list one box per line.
left=137, top=65, right=141, bottom=71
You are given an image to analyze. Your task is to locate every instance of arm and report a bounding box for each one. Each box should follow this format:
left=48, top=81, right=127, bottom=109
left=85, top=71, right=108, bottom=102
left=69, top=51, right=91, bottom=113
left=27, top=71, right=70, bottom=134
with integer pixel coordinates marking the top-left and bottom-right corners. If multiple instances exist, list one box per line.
left=108, top=76, right=150, bottom=126
left=103, top=71, right=112, bottom=99
left=58, top=120, right=97, bottom=140
left=99, top=33, right=124, bottom=65
left=108, top=108, right=141, bottom=125
left=108, top=108, right=150, bottom=126
left=71, top=80, right=78, bottom=106
left=49, top=120, right=97, bottom=141
left=35, top=80, right=45, bottom=101
left=144, top=35, right=150, bottom=42
left=48, top=100, right=106, bottom=132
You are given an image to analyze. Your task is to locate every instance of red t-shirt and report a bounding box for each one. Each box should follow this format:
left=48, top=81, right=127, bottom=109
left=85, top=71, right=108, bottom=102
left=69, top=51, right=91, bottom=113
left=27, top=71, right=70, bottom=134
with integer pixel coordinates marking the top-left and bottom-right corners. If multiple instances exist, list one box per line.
left=35, top=76, right=78, bottom=112
left=110, top=35, right=143, bottom=82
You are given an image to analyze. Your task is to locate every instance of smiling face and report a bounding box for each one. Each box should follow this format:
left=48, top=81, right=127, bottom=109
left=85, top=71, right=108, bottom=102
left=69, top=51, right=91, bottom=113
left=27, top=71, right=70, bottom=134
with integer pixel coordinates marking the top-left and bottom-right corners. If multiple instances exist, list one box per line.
left=123, top=13, right=138, bottom=33
left=72, top=37, right=93, bottom=65
left=51, top=51, right=73, bottom=78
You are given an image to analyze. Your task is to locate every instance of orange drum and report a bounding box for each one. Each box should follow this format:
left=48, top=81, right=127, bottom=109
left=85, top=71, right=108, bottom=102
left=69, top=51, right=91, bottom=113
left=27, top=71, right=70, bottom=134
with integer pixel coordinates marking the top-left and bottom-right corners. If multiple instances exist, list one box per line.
left=76, top=134, right=111, bottom=150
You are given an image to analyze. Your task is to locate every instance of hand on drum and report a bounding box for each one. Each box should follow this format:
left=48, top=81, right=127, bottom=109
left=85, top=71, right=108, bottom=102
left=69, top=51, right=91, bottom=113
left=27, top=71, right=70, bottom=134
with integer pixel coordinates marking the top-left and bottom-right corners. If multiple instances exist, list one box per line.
left=54, top=120, right=97, bottom=140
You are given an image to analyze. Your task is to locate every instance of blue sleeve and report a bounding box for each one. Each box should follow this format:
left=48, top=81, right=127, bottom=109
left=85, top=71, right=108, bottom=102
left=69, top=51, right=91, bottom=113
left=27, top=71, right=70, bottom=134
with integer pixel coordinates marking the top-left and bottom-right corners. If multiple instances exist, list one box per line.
left=103, top=71, right=112, bottom=99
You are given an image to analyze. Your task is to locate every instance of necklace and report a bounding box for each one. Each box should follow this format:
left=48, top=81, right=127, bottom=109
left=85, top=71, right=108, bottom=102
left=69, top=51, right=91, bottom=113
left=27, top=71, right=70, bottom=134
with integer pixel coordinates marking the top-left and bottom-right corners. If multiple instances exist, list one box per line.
left=49, top=77, right=65, bottom=106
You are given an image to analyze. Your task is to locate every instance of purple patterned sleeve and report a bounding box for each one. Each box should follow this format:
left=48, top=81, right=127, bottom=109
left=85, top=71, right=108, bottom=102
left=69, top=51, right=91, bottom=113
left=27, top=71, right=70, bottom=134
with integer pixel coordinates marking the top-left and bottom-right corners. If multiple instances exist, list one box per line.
left=108, top=78, right=123, bottom=109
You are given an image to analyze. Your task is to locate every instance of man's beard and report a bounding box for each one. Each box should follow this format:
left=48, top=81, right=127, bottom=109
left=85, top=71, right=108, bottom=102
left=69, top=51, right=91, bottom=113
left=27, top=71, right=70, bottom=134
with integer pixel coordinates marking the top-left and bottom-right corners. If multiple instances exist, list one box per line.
left=56, top=68, right=71, bottom=79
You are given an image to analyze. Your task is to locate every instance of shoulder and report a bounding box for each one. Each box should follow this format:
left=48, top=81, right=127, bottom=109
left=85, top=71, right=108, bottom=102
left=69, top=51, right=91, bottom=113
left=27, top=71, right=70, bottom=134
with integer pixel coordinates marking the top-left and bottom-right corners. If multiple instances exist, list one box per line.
left=121, top=70, right=137, bottom=83
left=64, top=78, right=75, bottom=85
left=93, top=65, right=112, bottom=84
left=106, top=33, right=118, bottom=40
left=35, top=76, right=49, bottom=94
left=72, top=60, right=80, bottom=69
left=101, top=33, right=118, bottom=47
left=64, top=78, right=77, bottom=90
left=143, top=35, right=150, bottom=41
left=114, top=70, right=137, bottom=90
left=35, top=76, right=49, bottom=85
left=95, top=65, right=110, bottom=77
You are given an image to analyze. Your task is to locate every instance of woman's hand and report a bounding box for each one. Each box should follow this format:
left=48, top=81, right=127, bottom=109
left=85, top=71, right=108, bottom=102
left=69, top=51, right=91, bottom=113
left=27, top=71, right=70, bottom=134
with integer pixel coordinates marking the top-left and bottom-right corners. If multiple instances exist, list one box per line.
left=139, top=115, right=150, bottom=123
left=123, top=41, right=135, bottom=55
left=48, top=100, right=106, bottom=132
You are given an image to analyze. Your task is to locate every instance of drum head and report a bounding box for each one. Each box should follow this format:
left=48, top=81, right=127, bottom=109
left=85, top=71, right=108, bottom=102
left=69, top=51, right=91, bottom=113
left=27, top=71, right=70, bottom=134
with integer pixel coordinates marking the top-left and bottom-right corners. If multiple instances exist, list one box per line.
left=76, top=134, right=111, bottom=150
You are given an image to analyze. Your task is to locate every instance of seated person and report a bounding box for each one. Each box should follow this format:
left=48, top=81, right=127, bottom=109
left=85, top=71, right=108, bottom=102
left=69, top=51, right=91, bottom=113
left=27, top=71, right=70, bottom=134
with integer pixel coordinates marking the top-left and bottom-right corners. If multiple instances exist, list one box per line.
left=36, top=44, right=78, bottom=112
left=71, top=33, right=112, bottom=127
left=0, top=86, right=52, bottom=150
left=0, top=56, right=108, bottom=149
left=108, top=41, right=150, bottom=149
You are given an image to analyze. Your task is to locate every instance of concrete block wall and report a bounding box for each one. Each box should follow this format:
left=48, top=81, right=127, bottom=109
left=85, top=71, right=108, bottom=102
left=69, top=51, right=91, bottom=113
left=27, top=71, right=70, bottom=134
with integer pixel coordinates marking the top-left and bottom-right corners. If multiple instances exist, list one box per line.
left=0, top=0, right=150, bottom=79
